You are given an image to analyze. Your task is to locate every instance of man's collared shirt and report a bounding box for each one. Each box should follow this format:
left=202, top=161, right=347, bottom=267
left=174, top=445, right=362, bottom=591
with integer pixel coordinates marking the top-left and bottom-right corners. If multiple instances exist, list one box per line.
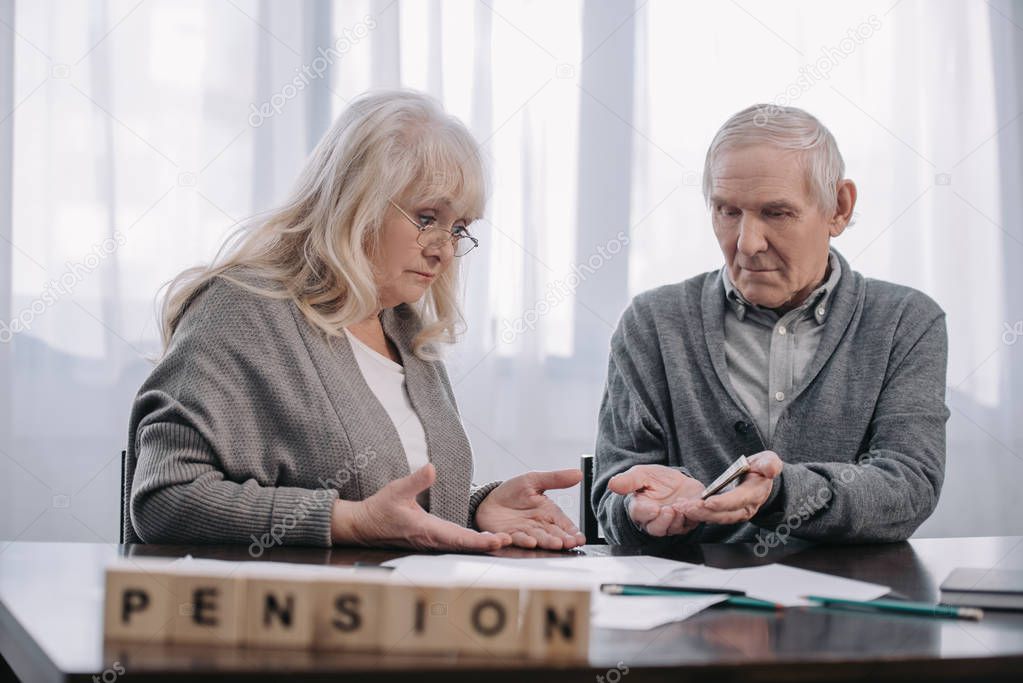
left=721, top=251, right=842, bottom=446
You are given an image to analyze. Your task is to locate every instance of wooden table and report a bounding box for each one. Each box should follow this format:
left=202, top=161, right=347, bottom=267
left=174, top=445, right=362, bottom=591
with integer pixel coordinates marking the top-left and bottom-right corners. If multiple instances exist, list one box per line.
left=1, top=537, right=1022, bottom=682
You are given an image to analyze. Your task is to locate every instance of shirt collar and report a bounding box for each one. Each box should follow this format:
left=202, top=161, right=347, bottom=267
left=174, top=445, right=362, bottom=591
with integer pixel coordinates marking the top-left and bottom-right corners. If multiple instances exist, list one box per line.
left=721, top=250, right=842, bottom=324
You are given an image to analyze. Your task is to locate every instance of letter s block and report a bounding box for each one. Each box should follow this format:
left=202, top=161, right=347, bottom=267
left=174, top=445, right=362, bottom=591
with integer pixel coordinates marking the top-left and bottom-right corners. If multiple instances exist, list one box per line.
left=314, top=575, right=383, bottom=651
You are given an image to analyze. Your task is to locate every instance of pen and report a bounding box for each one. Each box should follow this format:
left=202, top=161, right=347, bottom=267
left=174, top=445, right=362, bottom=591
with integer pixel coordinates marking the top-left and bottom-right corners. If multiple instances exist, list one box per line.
left=600, top=584, right=783, bottom=610
left=601, top=583, right=746, bottom=596
left=353, top=562, right=394, bottom=570
left=805, top=595, right=984, bottom=621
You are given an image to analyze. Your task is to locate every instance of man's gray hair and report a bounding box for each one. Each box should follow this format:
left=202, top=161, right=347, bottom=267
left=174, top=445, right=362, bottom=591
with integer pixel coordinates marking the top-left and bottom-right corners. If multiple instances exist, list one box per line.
left=702, top=104, right=846, bottom=214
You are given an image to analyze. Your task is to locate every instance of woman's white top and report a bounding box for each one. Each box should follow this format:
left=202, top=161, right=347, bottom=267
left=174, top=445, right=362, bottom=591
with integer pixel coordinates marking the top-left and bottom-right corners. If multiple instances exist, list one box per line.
left=343, top=328, right=430, bottom=474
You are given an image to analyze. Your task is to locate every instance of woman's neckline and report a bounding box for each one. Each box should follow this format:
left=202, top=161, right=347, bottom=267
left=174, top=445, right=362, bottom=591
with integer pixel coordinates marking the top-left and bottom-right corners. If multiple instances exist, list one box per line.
left=344, top=328, right=404, bottom=372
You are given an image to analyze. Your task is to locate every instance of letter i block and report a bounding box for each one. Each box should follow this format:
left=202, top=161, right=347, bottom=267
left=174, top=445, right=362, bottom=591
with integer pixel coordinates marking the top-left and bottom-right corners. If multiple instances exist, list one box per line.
left=313, top=574, right=384, bottom=651
left=379, top=583, right=455, bottom=654
left=103, top=561, right=178, bottom=643
left=169, top=565, right=247, bottom=646
left=243, top=575, right=317, bottom=649
left=525, top=589, right=591, bottom=661
left=449, top=586, right=523, bottom=657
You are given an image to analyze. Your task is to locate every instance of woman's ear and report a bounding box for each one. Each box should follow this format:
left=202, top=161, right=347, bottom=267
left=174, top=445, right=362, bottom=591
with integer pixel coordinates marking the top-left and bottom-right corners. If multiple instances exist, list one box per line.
left=829, top=179, right=857, bottom=237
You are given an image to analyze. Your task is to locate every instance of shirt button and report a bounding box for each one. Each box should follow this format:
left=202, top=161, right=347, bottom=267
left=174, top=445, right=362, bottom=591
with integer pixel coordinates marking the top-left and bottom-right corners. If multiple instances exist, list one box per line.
left=816, top=306, right=826, bottom=317
left=775, top=391, right=785, bottom=401
left=777, top=326, right=787, bottom=335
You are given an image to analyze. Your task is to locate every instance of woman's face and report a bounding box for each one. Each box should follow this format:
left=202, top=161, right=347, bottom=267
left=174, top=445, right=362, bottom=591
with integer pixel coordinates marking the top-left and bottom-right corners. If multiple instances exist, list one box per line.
left=372, top=197, right=469, bottom=309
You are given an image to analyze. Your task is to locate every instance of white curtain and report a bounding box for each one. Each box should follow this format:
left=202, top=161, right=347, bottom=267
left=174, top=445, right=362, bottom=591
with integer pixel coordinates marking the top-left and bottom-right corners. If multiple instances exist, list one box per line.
left=2, top=0, right=1021, bottom=545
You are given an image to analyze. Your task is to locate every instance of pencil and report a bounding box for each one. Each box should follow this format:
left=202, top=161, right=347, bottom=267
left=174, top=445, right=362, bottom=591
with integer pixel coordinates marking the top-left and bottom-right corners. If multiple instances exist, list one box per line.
left=805, top=595, right=984, bottom=621
left=600, top=584, right=783, bottom=610
left=601, top=583, right=746, bottom=596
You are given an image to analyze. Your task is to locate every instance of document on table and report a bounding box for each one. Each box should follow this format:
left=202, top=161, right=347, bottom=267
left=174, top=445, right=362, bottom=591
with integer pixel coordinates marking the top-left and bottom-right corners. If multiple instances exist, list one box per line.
left=381, top=553, right=728, bottom=630
left=381, top=553, right=698, bottom=588
left=590, top=593, right=728, bottom=630
left=382, top=553, right=890, bottom=626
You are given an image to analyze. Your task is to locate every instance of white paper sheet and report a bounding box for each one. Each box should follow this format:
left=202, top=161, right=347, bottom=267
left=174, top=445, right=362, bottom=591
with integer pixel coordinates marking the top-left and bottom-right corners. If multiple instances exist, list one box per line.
left=381, top=554, right=587, bottom=588
left=661, top=563, right=889, bottom=607
left=591, top=593, right=728, bottom=630
left=381, top=553, right=723, bottom=630
left=381, top=553, right=698, bottom=588
left=138, top=555, right=387, bottom=579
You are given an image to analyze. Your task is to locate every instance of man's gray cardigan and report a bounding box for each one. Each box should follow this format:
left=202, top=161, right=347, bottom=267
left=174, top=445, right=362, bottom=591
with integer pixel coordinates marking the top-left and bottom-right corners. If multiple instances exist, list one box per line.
left=124, top=275, right=498, bottom=546
left=593, top=249, right=950, bottom=546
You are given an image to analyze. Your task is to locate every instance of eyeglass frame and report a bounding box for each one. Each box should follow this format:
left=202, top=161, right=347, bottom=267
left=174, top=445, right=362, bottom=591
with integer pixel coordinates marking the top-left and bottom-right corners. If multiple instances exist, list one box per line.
left=388, top=200, right=480, bottom=257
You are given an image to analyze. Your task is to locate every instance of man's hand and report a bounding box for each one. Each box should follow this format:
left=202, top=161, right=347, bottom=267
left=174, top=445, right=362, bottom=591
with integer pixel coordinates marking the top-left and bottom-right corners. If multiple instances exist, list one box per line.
left=475, top=469, right=587, bottom=550
left=607, top=464, right=705, bottom=537
left=675, top=451, right=783, bottom=525
left=332, top=464, right=513, bottom=552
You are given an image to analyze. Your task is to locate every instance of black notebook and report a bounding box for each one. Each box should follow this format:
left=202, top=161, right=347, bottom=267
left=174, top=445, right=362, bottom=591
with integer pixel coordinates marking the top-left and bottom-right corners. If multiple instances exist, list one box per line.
left=940, top=568, right=1023, bottom=610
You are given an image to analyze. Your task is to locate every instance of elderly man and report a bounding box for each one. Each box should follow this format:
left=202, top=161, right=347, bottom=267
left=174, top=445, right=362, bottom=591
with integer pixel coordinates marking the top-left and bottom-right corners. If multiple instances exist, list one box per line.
left=593, top=104, right=949, bottom=546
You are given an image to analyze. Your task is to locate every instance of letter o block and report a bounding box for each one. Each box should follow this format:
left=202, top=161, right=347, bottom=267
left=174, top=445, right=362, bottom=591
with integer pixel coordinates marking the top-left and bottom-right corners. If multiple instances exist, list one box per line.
left=450, top=586, right=523, bottom=657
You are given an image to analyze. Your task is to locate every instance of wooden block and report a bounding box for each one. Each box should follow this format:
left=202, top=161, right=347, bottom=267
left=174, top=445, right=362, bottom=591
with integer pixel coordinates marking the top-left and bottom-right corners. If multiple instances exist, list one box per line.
left=448, top=585, right=523, bottom=657
left=169, top=566, right=247, bottom=646
left=243, top=573, right=317, bottom=649
left=103, top=560, right=178, bottom=643
left=525, top=588, right=591, bottom=661
left=378, top=582, right=455, bottom=654
left=313, top=573, right=385, bottom=651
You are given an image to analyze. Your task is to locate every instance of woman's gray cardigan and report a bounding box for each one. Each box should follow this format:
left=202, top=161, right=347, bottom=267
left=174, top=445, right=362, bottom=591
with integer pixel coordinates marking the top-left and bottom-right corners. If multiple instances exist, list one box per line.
left=123, top=275, right=499, bottom=546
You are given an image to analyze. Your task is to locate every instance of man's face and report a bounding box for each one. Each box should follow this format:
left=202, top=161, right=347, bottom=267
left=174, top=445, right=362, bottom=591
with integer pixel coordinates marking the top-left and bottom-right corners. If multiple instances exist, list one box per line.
left=710, top=144, right=839, bottom=311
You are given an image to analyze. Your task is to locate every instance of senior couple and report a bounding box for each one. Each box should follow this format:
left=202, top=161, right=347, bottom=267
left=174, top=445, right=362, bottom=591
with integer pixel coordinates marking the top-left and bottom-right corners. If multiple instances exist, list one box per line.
left=124, top=90, right=948, bottom=552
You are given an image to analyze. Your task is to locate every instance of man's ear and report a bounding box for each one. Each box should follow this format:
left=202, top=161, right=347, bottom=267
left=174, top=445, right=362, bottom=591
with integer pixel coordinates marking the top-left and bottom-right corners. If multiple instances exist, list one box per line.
left=829, top=179, right=857, bottom=238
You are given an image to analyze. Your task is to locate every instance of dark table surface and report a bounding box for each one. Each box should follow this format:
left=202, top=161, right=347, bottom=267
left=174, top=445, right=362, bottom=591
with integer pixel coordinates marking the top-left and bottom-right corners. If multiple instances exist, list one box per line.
left=1, top=536, right=1022, bottom=682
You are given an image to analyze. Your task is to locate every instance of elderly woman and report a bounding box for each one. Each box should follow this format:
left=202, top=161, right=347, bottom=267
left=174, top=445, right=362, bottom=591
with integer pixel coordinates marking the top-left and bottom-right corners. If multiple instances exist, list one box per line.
left=124, top=90, right=585, bottom=552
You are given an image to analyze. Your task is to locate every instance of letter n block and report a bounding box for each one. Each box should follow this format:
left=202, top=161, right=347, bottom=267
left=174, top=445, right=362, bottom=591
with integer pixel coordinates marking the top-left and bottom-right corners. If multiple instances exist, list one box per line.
left=243, top=575, right=316, bottom=648
left=525, top=588, right=590, bottom=661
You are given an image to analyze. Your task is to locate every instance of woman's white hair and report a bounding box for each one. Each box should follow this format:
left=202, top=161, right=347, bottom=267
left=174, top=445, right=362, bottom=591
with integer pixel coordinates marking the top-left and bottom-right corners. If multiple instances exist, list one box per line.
left=160, top=89, right=486, bottom=360
left=702, top=104, right=846, bottom=214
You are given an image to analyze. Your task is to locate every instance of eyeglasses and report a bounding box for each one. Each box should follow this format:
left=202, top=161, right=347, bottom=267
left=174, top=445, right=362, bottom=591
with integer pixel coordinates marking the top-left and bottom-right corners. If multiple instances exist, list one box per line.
left=389, top=200, right=479, bottom=257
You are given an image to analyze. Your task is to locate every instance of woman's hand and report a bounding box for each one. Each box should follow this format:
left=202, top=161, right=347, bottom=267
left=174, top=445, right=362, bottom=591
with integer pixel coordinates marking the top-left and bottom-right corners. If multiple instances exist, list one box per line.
left=474, top=469, right=587, bottom=550
left=331, top=464, right=512, bottom=552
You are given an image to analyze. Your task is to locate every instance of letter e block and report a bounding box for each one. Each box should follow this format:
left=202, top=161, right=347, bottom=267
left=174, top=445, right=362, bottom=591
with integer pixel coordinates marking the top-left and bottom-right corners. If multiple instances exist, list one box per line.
left=169, top=568, right=247, bottom=645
